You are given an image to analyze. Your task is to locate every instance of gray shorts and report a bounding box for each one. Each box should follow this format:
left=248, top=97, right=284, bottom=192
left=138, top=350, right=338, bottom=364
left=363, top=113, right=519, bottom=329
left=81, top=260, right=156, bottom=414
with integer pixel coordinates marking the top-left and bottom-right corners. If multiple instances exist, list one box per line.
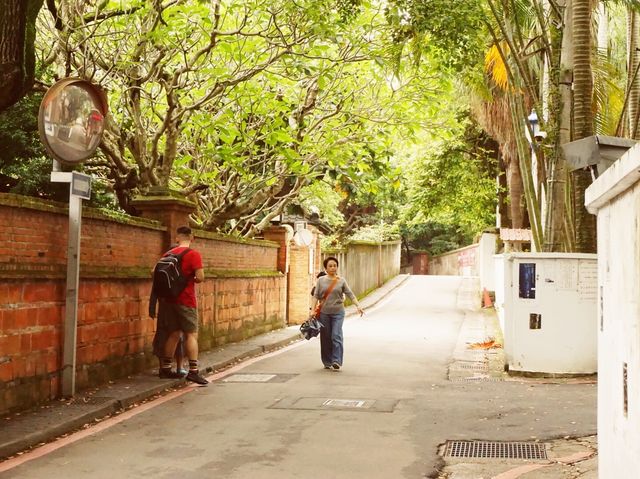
left=158, top=301, right=198, bottom=333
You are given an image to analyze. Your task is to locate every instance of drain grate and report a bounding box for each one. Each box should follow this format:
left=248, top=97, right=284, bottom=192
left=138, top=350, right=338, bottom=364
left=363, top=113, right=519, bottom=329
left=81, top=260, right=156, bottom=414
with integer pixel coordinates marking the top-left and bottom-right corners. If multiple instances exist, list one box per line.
left=443, top=440, right=547, bottom=460
left=450, top=376, right=504, bottom=382
left=450, top=363, right=489, bottom=372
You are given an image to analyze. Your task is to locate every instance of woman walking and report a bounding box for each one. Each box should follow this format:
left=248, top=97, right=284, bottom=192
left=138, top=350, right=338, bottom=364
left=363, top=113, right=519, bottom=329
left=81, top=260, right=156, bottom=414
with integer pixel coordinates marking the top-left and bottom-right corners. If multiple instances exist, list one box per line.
left=310, top=257, right=364, bottom=370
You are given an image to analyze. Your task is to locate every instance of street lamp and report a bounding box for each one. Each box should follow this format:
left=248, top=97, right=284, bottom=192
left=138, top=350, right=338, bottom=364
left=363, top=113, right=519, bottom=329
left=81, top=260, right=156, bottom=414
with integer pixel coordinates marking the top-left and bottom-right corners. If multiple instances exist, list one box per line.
left=526, top=110, right=546, bottom=143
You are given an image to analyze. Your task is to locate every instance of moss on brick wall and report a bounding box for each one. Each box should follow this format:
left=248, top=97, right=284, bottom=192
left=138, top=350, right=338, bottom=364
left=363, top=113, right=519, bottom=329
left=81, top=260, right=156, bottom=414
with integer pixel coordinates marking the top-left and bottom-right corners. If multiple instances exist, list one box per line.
left=207, top=269, right=282, bottom=278
left=0, top=192, right=164, bottom=230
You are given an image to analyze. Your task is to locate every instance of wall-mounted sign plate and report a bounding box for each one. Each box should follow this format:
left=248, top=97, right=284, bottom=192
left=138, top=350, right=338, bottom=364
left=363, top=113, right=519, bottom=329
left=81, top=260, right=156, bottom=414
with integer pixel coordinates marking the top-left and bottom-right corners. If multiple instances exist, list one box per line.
left=71, top=172, right=92, bottom=200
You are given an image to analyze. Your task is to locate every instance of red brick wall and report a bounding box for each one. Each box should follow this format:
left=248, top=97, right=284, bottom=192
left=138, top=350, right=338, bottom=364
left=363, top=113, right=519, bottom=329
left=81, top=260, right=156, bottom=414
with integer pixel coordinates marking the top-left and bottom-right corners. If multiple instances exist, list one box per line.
left=0, top=194, right=285, bottom=415
left=262, top=226, right=290, bottom=273
left=196, top=232, right=278, bottom=271
left=198, top=276, right=285, bottom=349
left=0, top=278, right=64, bottom=406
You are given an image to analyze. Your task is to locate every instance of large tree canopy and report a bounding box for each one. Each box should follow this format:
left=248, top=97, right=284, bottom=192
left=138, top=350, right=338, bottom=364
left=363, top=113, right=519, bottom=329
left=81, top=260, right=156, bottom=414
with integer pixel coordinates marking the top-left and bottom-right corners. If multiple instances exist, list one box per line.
left=6, top=0, right=637, bottom=253
left=28, top=0, right=443, bottom=236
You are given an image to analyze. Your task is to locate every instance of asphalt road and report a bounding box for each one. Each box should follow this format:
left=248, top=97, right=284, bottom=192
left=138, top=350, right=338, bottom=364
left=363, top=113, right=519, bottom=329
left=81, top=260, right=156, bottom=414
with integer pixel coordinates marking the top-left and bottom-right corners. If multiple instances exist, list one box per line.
left=0, top=276, right=596, bottom=479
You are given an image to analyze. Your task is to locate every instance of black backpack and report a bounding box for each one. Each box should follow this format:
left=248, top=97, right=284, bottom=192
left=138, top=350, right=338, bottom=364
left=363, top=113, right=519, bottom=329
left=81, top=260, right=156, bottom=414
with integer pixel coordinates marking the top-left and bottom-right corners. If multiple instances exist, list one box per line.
left=152, top=248, right=191, bottom=299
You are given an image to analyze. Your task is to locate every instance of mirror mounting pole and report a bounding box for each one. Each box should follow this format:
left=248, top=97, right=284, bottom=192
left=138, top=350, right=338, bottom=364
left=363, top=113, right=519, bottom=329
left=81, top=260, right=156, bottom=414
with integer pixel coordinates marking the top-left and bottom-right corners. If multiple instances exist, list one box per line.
left=39, top=78, right=107, bottom=398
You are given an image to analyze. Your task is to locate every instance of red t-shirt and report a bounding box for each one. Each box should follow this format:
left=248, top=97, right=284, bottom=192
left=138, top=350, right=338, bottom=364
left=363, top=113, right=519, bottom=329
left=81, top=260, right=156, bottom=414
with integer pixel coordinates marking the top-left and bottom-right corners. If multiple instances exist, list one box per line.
left=165, top=246, right=203, bottom=308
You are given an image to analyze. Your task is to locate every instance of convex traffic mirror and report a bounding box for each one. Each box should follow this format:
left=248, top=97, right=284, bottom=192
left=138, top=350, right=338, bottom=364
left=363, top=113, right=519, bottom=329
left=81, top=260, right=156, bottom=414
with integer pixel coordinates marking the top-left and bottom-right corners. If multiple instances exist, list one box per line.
left=38, top=78, right=108, bottom=165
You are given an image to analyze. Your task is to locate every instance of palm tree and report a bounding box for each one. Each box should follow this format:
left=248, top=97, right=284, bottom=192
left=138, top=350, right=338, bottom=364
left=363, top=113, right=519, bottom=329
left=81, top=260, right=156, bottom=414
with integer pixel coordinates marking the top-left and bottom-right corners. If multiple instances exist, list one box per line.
left=572, top=0, right=597, bottom=253
left=626, top=9, right=640, bottom=138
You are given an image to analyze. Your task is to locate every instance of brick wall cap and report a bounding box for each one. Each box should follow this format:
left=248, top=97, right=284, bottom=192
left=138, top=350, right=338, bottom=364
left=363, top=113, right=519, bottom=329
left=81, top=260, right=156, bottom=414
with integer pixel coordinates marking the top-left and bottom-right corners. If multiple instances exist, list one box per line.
left=83, top=208, right=164, bottom=229
left=0, top=193, right=67, bottom=214
left=208, top=269, right=282, bottom=278
left=130, top=195, right=196, bottom=209
left=0, top=193, right=164, bottom=230
left=195, top=229, right=279, bottom=248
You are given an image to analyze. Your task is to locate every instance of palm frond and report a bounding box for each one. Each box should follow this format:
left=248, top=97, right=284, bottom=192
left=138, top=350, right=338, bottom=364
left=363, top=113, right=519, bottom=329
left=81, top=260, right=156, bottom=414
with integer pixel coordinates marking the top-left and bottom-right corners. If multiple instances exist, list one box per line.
left=593, top=49, right=625, bottom=135
left=485, top=43, right=510, bottom=90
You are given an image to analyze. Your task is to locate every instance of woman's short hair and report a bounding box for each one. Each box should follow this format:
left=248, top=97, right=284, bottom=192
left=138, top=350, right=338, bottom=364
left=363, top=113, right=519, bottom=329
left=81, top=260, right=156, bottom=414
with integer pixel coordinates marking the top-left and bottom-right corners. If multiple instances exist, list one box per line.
left=323, top=256, right=339, bottom=268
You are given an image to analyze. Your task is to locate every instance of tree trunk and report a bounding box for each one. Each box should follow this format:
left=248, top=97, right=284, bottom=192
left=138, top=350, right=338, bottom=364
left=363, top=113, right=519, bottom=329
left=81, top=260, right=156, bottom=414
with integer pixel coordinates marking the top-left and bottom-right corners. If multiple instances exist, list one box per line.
left=543, top=0, right=570, bottom=251
left=497, top=155, right=509, bottom=228
left=627, top=9, right=640, bottom=138
left=571, top=0, right=597, bottom=253
left=506, top=154, right=525, bottom=230
left=0, top=0, right=43, bottom=112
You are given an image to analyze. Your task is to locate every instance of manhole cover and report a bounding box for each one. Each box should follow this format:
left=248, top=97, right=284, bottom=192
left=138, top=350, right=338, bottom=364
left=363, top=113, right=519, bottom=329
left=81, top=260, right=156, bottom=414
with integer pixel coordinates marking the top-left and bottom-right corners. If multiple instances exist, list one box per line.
left=269, top=396, right=397, bottom=413
left=443, top=440, right=547, bottom=459
left=220, top=373, right=297, bottom=383
left=322, top=399, right=366, bottom=408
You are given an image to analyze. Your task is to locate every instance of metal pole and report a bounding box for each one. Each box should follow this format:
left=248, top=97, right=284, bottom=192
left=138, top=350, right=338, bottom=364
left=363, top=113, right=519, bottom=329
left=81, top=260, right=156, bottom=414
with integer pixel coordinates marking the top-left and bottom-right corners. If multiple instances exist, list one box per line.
left=61, top=193, right=82, bottom=397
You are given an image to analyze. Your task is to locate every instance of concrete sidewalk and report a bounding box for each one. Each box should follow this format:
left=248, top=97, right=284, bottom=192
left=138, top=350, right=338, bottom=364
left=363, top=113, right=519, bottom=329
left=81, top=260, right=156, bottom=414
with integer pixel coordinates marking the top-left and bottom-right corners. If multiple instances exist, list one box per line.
left=439, top=277, right=598, bottom=479
left=0, top=274, right=410, bottom=461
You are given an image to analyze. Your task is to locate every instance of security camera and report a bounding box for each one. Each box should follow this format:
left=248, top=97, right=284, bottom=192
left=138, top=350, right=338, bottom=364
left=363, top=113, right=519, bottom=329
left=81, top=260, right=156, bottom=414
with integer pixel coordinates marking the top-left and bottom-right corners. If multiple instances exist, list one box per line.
left=534, top=131, right=547, bottom=142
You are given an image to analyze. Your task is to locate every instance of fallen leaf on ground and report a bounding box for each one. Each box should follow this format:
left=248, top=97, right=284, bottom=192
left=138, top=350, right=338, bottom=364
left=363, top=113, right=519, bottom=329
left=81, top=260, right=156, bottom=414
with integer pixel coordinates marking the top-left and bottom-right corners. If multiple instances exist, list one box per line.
left=467, top=339, right=503, bottom=349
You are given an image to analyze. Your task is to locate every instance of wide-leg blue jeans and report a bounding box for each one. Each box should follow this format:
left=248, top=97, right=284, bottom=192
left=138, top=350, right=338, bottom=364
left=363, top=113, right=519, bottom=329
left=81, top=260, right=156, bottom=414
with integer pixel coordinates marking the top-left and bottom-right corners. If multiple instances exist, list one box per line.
left=319, top=310, right=345, bottom=366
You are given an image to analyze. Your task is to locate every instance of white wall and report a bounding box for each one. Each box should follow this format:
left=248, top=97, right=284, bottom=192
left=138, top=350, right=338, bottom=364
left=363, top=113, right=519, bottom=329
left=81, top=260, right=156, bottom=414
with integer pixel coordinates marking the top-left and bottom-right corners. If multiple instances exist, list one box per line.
left=428, top=243, right=478, bottom=276
left=478, top=232, right=497, bottom=291
left=493, top=254, right=506, bottom=334
left=585, top=143, right=640, bottom=476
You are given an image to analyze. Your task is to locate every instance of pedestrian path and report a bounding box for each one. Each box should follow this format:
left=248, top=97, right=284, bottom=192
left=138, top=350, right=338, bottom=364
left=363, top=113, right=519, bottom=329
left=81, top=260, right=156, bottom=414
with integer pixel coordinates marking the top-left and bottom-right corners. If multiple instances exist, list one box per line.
left=449, top=280, right=506, bottom=382
left=437, top=277, right=598, bottom=479
left=0, top=274, right=410, bottom=461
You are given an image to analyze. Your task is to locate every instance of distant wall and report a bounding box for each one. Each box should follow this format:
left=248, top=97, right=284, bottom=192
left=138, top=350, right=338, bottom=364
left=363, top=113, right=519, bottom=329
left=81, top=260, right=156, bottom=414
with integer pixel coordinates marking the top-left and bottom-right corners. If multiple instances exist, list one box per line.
left=428, top=244, right=478, bottom=276
left=0, top=193, right=285, bottom=415
left=478, top=232, right=498, bottom=291
left=323, top=241, right=401, bottom=298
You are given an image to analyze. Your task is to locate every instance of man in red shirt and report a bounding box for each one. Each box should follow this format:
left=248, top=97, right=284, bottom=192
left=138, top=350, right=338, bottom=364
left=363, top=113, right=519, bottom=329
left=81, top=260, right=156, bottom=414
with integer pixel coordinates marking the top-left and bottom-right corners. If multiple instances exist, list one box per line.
left=158, top=226, right=208, bottom=385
